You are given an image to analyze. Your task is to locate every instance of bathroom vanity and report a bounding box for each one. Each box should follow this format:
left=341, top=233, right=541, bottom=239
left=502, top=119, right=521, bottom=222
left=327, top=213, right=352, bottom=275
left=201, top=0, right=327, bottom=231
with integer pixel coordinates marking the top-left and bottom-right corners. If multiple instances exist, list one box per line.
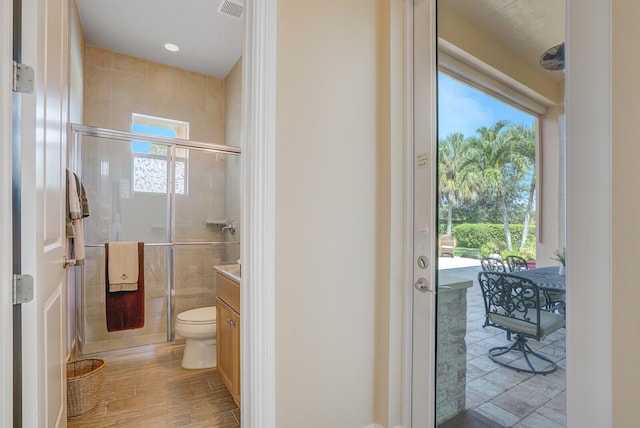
left=214, top=264, right=241, bottom=406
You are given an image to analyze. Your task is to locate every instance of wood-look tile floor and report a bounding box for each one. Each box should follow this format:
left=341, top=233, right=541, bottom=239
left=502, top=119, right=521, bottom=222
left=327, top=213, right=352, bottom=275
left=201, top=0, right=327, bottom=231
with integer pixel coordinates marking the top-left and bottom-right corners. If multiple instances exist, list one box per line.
left=68, top=344, right=239, bottom=428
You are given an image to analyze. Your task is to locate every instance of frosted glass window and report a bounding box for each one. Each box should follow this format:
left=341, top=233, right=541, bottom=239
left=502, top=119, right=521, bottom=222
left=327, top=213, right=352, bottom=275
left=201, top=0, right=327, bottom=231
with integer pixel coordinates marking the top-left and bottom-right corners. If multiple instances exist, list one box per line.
left=131, top=114, right=189, bottom=195
left=174, top=160, right=185, bottom=194
left=133, top=157, right=168, bottom=193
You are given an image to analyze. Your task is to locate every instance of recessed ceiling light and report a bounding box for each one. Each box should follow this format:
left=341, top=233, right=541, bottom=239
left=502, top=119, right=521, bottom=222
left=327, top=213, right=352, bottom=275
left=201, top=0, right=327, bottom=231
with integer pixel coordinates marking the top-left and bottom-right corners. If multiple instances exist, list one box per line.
left=164, top=43, right=179, bottom=52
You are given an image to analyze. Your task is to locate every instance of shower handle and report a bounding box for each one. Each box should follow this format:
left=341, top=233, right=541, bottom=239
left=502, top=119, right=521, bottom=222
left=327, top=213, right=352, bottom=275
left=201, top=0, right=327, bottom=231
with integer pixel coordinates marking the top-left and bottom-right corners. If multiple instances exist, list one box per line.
left=221, top=221, right=236, bottom=235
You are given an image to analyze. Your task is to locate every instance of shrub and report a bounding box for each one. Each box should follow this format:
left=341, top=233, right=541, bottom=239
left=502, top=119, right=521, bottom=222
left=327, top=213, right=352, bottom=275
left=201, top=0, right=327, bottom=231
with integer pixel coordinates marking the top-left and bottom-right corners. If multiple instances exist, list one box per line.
left=452, top=223, right=537, bottom=254
left=480, top=241, right=506, bottom=258
left=519, top=241, right=537, bottom=261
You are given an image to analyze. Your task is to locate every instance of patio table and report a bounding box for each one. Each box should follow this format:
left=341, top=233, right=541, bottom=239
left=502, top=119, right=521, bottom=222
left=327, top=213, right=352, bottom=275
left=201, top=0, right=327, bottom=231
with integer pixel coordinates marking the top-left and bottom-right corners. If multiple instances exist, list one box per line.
left=509, top=266, right=566, bottom=292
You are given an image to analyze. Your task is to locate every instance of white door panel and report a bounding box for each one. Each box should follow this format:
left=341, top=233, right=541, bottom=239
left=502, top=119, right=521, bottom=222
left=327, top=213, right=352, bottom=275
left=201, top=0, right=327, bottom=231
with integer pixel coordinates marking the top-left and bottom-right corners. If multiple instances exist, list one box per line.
left=45, top=287, right=64, bottom=427
left=411, top=0, right=437, bottom=426
left=21, top=0, right=69, bottom=424
left=1, top=0, right=15, bottom=425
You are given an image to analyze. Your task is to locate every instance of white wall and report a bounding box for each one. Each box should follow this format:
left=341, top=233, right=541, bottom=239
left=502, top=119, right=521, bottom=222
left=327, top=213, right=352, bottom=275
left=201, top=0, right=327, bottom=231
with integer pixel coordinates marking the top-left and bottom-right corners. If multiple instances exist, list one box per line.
left=611, top=1, right=640, bottom=425
left=275, top=0, right=404, bottom=426
left=565, top=0, right=612, bottom=426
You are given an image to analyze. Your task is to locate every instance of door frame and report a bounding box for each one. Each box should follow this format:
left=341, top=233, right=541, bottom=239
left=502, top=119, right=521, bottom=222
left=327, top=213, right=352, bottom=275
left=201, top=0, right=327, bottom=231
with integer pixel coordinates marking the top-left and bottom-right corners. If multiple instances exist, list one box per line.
left=406, top=0, right=437, bottom=426
left=240, top=1, right=278, bottom=427
left=1, top=0, right=15, bottom=426
left=402, top=0, right=615, bottom=426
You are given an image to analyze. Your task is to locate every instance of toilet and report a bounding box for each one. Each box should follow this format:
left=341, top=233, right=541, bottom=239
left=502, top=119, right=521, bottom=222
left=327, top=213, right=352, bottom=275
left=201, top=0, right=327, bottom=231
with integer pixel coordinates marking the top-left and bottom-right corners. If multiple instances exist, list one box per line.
left=175, top=306, right=217, bottom=369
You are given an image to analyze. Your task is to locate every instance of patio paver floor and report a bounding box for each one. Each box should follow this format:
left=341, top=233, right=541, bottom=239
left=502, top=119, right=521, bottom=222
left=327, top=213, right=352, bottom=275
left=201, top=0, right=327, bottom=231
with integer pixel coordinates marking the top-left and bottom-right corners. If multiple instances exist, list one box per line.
left=439, top=258, right=566, bottom=428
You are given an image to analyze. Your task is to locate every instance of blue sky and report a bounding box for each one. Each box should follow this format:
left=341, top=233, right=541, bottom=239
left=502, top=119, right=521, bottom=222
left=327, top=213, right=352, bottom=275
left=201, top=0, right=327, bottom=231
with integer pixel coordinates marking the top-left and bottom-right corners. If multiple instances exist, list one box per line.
left=438, top=73, right=535, bottom=139
left=131, top=123, right=176, bottom=153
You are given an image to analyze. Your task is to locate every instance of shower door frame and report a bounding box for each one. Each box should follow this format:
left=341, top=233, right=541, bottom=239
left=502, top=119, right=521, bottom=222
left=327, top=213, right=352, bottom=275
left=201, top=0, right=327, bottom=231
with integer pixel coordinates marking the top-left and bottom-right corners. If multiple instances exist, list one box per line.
left=69, top=123, right=241, bottom=353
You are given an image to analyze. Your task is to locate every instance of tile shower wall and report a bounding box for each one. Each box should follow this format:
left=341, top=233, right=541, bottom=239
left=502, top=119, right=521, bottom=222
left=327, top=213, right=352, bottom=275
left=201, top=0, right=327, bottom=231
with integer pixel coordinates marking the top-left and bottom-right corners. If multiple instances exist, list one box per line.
left=84, top=45, right=226, bottom=144
left=225, top=58, right=242, bottom=245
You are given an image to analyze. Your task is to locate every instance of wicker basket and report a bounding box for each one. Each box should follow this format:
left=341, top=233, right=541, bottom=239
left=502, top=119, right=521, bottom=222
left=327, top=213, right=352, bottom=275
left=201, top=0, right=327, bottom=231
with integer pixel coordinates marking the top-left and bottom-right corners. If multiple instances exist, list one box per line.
left=66, top=358, right=106, bottom=419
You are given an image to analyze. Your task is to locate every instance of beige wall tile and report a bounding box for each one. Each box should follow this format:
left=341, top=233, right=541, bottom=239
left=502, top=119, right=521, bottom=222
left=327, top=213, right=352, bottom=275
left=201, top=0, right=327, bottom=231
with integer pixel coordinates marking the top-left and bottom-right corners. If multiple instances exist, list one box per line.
left=84, top=63, right=111, bottom=101
left=111, top=101, right=135, bottom=131
left=84, top=96, right=112, bottom=128
left=146, top=62, right=180, bottom=104
left=86, top=44, right=113, bottom=68
left=113, top=51, right=147, bottom=77
left=84, top=45, right=226, bottom=141
left=112, top=70, right=147, bottom=110
left=225, top=59, right=242, bottom=113
left=177, top=71, right=208, bottom=118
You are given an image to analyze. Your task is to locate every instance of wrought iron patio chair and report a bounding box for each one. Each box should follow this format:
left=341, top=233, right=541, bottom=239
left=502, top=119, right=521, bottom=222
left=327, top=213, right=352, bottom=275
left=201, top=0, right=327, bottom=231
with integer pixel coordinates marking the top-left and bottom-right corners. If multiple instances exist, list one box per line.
left=480, top=257, right=507, bottom=273
left=477, top=271, right=565, bottom=374
left=506, top=255, right=529, bottom=272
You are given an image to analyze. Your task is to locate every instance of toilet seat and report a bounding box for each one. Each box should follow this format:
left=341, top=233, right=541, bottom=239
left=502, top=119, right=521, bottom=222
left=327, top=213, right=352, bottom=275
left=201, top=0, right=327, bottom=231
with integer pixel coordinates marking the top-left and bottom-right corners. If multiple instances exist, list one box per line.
left=177, top=306, right=216, bottom=324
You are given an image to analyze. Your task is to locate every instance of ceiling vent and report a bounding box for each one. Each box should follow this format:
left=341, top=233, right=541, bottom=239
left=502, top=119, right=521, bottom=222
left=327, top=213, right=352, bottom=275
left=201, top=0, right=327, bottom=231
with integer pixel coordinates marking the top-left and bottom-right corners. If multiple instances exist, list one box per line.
left=218, top=0, right=244, bottom=19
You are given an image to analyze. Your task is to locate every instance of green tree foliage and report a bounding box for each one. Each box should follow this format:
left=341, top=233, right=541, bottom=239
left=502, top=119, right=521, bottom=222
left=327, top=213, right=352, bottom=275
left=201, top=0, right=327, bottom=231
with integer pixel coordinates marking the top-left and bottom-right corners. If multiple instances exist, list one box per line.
left=438, top=120, right=536, bottom=252
left=504, top=124, right=536, bottom=251
left=438, top=132, right=479, bottom=234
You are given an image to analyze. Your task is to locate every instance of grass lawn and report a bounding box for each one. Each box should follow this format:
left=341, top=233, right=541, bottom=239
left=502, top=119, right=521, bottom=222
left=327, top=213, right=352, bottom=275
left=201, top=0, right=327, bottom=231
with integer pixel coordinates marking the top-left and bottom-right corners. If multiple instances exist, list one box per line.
left=454, top=247, right=481, bottom=259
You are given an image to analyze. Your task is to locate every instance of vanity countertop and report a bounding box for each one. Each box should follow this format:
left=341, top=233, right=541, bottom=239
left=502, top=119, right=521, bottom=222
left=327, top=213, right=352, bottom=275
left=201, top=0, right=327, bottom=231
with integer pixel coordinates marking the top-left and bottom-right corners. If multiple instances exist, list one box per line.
left=214, top=263, right=241, bottom=283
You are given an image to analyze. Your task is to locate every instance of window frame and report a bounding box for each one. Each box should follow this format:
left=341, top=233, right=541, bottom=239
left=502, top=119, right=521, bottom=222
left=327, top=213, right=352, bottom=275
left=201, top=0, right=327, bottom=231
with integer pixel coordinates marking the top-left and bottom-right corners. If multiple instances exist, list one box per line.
left=131, top=113, right=190, bottom=195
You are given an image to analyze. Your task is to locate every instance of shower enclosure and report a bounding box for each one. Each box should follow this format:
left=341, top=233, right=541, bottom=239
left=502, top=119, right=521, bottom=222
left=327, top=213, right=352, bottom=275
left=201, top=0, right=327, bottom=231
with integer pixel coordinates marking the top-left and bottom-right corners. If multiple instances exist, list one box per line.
left=70, top=124, right=241, bottom=355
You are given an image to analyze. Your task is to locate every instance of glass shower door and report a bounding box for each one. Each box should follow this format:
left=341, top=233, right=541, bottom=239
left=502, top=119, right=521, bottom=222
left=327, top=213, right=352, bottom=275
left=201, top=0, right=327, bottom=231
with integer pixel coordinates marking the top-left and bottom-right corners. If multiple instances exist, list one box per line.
left=74, top=125, right=241, bottom=354
left=172, top=147, right=240, bottom=338
left=80, top=134, right=172, bottom=354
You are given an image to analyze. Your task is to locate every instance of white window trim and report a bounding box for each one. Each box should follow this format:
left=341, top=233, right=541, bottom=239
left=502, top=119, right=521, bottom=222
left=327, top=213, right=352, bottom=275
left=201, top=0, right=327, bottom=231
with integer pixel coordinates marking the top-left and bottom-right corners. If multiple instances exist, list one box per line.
left=131, top=113, right=190, bottom=140
left=130, top=114, right=190, bottom=196
left=438, top=38, right=550, bottom=116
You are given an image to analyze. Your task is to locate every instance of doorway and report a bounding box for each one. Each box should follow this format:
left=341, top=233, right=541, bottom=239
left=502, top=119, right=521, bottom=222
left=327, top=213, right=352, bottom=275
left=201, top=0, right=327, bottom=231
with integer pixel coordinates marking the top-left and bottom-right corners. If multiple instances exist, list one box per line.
left=435, top=73, right=566, bottom=427
left=410, top=0, right=570, bottom=426
left=434, top=0, right=567, bottom=425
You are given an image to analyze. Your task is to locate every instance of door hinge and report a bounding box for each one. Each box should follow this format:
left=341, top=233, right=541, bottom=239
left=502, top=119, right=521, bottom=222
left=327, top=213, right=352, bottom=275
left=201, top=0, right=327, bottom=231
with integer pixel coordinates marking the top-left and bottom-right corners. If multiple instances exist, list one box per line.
left=13, top=274, right=34, bottom=304
left=12, top=61, right=34, bottom=94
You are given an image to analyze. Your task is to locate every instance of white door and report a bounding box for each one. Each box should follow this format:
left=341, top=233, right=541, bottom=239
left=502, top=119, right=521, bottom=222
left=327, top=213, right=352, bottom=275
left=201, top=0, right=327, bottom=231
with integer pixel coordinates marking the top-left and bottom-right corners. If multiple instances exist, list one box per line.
left=410, top=0, right=437, bottom=426
left=20, top=0, right=70, bottom=425
left=1, top=0, right=16, bottom=426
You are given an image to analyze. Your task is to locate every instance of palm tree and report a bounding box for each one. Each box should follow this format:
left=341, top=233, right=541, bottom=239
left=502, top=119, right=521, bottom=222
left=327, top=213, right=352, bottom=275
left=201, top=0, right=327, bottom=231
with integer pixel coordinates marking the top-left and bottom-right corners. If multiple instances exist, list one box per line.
left=438, top=132, right=479, bottom=234
left=464, top=120, right=529, bottom=251
left=505, top=124, right=536, bottom=251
